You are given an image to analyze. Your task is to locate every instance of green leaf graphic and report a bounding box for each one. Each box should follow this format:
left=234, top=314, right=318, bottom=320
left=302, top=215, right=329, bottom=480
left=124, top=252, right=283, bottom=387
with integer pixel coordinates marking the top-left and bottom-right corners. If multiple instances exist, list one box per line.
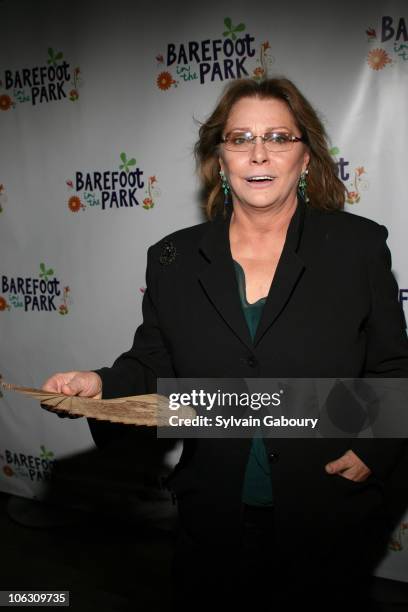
left=330, top=147, right=340, bottom=156
left=39, top=263, right=54, bottom=281
left=223, top=17, right=246, bottom=39
left=119, top=153, right=137, bottom=173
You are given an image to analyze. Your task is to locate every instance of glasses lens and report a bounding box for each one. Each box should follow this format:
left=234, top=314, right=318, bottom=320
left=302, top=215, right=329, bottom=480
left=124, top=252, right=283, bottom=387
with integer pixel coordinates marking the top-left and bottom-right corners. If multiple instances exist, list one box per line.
left=224, top=131, right=252, bottom=151
left=263, top=132, right=293, bottom=152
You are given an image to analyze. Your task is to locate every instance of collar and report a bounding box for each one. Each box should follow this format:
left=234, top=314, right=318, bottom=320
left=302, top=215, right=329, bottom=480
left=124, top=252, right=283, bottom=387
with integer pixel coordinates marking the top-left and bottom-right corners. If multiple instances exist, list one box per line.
left=198, top=196, right=306, bottom=262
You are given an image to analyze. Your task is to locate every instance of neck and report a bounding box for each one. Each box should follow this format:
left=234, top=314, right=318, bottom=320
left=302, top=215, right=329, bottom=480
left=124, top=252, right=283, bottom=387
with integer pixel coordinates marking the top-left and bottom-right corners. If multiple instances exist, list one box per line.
left=230, top=194, right=298, bottom=240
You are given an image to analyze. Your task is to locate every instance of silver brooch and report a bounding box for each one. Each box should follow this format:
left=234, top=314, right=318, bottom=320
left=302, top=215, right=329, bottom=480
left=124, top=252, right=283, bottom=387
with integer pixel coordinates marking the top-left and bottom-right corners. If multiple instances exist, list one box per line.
left=159, top=240, right=177, bottom=265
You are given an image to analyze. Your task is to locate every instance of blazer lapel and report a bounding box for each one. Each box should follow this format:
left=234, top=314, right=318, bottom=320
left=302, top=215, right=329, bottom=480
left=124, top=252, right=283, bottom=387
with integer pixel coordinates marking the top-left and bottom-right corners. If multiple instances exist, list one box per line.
left=254, top=199, right=306, bottom=345
left=197, top=208, right=254, bottom=352
left=252, top=249, right=305, bottom=345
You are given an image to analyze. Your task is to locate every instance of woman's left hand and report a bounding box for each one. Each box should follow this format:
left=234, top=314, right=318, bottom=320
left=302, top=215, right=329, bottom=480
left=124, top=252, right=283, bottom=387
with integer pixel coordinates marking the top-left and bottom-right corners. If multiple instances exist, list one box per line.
left=325, top=450, right=372, bottom=482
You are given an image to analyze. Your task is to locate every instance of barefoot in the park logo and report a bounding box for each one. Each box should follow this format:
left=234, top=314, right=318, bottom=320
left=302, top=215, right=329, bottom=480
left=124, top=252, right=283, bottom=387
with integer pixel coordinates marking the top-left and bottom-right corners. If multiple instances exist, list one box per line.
left=1, top=263, right=72, bottom=315
left=155, top=17, right=273, bottom=90
left=0, top=446, right=55, bottom=483
left=0, top=48, right=83, bottom=110
left=66, top=153, right=160, bottom=213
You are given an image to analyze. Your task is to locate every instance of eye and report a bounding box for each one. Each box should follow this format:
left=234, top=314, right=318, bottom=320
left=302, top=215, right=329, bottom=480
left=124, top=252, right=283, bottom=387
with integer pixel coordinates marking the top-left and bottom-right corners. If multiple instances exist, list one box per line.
left=228, top=132, right=252, bottom=145
left=265, top=132, right=290, bottom=144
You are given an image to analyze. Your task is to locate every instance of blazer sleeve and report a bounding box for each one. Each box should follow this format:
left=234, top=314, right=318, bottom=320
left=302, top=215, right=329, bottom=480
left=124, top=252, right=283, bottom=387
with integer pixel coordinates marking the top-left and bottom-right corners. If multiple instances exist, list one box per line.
left=88, top=246, right=176, bottom=447
left=351, top=224, right=408, bottom=480
left=93, top=245, right=176, bottom=399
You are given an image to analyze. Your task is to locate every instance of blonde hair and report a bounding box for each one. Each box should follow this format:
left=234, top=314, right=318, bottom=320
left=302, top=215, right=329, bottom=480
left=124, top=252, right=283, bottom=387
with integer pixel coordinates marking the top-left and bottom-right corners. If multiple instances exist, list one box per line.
left=194, top=77, right=345, bottom=219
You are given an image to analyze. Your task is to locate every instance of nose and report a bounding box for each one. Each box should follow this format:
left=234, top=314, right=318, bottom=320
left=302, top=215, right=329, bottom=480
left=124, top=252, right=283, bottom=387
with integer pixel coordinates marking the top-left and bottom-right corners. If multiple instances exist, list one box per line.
left=249, top=138, right=269, bottom=164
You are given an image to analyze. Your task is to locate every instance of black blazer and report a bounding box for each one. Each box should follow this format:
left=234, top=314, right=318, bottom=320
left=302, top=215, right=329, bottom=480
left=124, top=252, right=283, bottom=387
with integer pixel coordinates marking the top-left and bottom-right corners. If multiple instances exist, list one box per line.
left=94, top=198, right=408, bottom=580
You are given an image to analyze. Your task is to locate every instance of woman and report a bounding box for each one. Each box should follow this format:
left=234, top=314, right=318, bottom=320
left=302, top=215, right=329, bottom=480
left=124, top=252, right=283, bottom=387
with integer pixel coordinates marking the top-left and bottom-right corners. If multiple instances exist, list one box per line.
left=43, top=78, right=408, bottom=610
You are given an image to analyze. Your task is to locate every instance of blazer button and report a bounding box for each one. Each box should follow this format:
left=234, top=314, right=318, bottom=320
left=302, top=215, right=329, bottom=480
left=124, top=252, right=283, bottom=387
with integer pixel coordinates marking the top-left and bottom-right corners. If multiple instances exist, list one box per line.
left=247, top=355, right=258, bottom=367
left=268, top=451, right=279, bottom=463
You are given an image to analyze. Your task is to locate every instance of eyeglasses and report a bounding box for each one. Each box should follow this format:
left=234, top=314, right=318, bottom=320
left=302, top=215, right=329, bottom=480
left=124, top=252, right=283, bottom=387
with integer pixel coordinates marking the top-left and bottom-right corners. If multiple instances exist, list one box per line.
left=220, top=130, right=306, bottom=152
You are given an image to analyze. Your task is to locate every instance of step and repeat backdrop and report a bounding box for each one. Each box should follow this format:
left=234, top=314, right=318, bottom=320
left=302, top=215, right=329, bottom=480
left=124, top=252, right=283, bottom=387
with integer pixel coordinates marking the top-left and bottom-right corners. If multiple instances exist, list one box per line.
left=1, top=0, right=407, bottom=581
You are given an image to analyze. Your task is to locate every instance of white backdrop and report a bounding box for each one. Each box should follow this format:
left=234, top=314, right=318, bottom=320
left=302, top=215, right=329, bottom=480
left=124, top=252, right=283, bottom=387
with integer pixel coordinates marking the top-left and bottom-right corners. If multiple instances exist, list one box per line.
left=1, top=0, right=407, bottom=581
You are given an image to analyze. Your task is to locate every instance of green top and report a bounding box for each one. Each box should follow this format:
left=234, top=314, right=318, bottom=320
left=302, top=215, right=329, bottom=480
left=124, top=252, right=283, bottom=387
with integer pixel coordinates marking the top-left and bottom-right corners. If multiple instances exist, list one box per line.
left=233, top=260, right=273, bottom=507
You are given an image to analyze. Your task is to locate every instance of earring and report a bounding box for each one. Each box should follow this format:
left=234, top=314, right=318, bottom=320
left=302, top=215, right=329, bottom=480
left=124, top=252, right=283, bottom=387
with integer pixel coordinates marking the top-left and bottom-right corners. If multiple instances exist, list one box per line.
left=298, top=169, right=309, bottom=203
left=219, top=170, right=231, bottom=205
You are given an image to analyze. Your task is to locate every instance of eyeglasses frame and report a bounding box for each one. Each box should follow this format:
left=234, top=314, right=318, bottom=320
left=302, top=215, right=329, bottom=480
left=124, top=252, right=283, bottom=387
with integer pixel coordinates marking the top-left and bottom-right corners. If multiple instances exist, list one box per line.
left=220, top=130, right=307, bottom=151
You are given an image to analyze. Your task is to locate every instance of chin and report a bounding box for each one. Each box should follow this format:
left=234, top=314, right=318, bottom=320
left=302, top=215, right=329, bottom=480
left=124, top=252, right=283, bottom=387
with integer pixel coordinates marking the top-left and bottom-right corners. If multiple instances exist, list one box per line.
left=243, top=194, right=281, bottom=209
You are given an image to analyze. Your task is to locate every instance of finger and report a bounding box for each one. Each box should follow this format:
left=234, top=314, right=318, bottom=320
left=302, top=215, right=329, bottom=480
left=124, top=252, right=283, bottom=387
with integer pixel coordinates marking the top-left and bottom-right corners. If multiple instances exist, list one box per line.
left=61, top=375, right=86, bottom=396
left=42, top=376, right=63, bottom=393
left=61, top=383, right=80, bottom=396
left=348, top=450, right=370, bottom=472
left=64, top=373, right=101, bottom=398
left=337, top=468, right=359, bottom=481
left=325, top=455, right=352, bottom=474
left=42, top=372, right=78, bottom=393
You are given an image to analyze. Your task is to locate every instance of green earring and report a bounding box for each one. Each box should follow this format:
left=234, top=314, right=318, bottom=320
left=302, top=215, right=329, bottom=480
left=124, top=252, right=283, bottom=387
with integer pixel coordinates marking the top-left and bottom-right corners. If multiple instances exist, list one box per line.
left=298, top=169, right=309, bottom=203
left=219, top=170, right=230, bottom=205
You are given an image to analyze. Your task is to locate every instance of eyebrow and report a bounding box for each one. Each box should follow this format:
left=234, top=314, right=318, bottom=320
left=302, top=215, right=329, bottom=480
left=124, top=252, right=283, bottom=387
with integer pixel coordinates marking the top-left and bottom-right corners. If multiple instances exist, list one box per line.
left=227, top=126, right=292, bottom=132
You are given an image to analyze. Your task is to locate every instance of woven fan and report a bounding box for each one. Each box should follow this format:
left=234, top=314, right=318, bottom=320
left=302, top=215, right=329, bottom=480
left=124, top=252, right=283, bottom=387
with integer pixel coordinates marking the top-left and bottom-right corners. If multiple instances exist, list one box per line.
left=0, top=378, right=196, bottom=426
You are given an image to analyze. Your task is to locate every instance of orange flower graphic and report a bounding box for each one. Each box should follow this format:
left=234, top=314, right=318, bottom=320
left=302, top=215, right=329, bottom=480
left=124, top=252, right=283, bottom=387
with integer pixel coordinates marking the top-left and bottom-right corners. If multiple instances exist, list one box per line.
left=68, top=195, right=82, bottom=212
left=253, top=67, right=265, bottom=78
left=157, top=71, right=175, bottom=90
left=346, top=190, right=361, bottom=204
left=0, top=94, right=12, bottom=111
left=143, top=197, right=154, bottom=209
left=0, top=296, right=9, bottom=311
left=367, top=48, right=392, bottom=70
left=356, top=166, right=365, bottom=176
left=389, top=539, right=402, bottom=551
left=262, top=41, right=271, bottom=51
left=3, top=465, right=13, bottom=477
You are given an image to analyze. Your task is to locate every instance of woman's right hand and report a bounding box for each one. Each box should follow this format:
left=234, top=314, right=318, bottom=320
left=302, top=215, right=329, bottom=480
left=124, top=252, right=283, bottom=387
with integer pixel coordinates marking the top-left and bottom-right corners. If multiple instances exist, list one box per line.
left=42, top=371, right=102, bottom=399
